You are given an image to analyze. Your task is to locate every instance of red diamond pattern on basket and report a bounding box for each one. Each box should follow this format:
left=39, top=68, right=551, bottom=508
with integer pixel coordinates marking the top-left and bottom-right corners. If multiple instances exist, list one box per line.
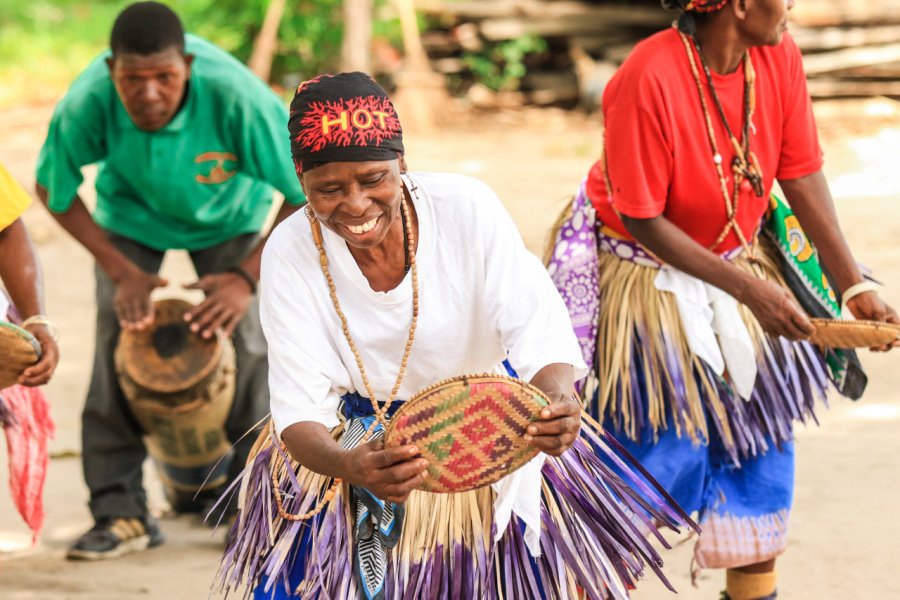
left=462, top=416, right=499, bottom=443
left=387, top=378, right=546, bottom=493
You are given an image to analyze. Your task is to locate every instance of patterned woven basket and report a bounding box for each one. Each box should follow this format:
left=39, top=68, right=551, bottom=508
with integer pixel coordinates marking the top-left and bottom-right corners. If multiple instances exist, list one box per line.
left=0, top=321, right=41, bottom=389
left=383, top=373, right=550, bottom=493
left=809, top=318, right=900, bottom=348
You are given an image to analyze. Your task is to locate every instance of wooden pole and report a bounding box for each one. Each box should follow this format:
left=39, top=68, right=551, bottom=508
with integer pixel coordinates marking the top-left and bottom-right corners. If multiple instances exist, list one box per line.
left=391, top=0, right=449, bottom=133
left=248, top=0, right=287, bottom=82
left=342, top=0, right=374, bottom=73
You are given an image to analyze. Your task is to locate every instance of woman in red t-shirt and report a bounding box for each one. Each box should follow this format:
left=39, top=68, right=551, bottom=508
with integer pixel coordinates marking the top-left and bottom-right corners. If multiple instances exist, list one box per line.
left=547, top=1, right=898, bottom=599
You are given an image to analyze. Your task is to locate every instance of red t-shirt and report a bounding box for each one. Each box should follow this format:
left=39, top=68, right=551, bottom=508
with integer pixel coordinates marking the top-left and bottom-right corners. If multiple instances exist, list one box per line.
left=586, top=28, right=822, bottom=252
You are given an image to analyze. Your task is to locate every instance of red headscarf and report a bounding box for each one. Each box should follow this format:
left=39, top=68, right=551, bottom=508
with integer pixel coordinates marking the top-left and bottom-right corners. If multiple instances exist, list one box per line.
left=682, top=0, right=730, bottom=12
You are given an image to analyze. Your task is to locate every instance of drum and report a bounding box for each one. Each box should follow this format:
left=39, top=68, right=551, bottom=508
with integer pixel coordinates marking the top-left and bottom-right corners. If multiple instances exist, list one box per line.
left=114, top=298, right=236, bottom=511
left=0, top=321, right=41, bottom=389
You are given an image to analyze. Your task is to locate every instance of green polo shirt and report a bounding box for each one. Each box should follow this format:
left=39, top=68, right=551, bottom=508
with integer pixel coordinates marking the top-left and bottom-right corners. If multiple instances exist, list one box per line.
left=36, top=35, right=305, bottom=251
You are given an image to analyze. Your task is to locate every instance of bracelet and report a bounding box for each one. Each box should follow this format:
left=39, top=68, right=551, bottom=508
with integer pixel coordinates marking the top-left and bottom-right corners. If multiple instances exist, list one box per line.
left=21, top=315, right=60, bottom=343
left=226, top=266, right=258, bottom=294
left=841, top=280, right=880, bottom=307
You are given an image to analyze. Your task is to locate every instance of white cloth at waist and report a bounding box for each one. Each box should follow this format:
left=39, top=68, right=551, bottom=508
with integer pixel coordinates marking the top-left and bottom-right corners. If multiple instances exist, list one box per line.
left=654, top=265, right=757, bottom=400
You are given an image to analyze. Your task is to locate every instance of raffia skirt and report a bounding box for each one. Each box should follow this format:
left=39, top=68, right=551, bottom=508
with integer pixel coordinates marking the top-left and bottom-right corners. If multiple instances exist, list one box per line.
left=213, top=394, right=697, bottom=599
left=546, top=183, right=837, bottom=568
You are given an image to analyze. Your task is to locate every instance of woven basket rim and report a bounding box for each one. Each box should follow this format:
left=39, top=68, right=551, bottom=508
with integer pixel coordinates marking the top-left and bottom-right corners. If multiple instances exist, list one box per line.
left=385, top=373, right=550, bottom=433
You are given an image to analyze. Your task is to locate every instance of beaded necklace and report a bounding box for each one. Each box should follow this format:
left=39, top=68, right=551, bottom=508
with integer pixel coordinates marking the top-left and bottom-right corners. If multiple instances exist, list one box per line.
left=679, top=30, right=763, bottom=257
left=272, top=183, right=419, bottom=521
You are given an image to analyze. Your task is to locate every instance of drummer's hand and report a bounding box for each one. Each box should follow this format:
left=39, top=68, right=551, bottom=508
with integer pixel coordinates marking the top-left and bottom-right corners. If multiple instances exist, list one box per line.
left=524, top=395, right=581, bottom=457
left=18, top=326, right=59, bottom=387
left=182, top=273, right=253, bottom=339
left=742, top=279, right=815, bottom=341
left=114, top=267, right=167, bottom=330
left=341, top=439, right=429, bottom=504
left=846, top=291, right=900, bottom=352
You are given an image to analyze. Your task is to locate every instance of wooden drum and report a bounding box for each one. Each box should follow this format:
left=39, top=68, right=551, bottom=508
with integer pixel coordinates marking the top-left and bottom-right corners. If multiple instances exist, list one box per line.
left=115, top=298, right=236, bottom=511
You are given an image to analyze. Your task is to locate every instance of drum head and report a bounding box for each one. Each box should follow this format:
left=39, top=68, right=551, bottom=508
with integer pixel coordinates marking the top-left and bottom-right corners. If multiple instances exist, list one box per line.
left=384, top=373, right=549, bottom=493
left=118, top=298, right=222, bottom=394
left=0, top=321, right=41, bottom=389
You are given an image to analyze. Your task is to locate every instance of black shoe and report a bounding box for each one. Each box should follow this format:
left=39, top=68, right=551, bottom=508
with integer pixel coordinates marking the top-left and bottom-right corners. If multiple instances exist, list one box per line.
left=720, top=592, right=778, bottom=600
left=66, top=516, right=165, bottom=561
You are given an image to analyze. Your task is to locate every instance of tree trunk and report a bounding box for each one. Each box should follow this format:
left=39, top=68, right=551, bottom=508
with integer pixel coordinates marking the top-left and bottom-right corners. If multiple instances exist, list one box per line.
left=342, top=0, right=374, bottom=73
left=248, top=0, right=287, bottom=82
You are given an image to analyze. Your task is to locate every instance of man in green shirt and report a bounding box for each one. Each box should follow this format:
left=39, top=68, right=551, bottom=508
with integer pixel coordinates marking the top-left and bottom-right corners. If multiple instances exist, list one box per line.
left=35, top=1, right=305, bottom=560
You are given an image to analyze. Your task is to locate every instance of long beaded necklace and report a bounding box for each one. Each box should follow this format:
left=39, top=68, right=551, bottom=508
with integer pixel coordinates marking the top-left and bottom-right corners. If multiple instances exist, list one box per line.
left=678, top=30, right=763, bottom=258
left=272, top=184, right=419, bottom=521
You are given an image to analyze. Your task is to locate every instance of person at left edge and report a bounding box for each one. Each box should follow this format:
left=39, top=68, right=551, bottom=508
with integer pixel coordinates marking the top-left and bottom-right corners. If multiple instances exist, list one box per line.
left=34, top=1, right=306, bottom=561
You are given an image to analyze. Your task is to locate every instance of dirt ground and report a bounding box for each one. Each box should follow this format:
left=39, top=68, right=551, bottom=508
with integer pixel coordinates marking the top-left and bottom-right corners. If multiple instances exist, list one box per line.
left=1, top=96, right=899, bottom=599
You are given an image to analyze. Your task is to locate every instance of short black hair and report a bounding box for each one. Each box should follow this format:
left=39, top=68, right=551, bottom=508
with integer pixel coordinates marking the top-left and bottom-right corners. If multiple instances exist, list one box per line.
left=110, top=2, right=185, bottom=56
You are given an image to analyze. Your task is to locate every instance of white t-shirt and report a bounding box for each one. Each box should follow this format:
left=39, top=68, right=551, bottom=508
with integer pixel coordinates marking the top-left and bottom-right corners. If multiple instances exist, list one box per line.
left=261, top=172, right=587, bottom=434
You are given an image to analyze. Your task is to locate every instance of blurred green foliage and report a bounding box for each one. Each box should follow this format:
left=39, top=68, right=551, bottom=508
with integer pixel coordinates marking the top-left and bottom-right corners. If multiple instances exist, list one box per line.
left=462, top=34, right=548, bottom=92
left=0, top=0, right=401, bottom=107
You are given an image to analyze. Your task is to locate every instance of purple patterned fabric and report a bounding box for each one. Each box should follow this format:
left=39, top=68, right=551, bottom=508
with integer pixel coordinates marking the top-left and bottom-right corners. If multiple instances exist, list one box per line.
left=546, top=184, right=601, bottom=371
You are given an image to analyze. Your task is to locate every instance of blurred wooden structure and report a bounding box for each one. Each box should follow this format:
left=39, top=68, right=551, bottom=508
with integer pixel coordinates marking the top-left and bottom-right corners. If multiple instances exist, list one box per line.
left=248, top=0, right=287, bottom=82
left=414, top=0, right=900, bottom=102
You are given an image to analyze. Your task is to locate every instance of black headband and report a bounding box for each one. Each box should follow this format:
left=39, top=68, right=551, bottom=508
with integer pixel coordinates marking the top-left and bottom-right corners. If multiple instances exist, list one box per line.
left=288, top=72, right=404, bottom=174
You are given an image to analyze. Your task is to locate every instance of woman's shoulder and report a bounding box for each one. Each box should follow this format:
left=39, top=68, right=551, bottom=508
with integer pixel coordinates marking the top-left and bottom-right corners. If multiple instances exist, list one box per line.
left=412, top=171, right=506, bottom=224
left=617, top=28, right=685, bottom=79
left=412, top=172, right=498, bottom=199
left=604, top=28, right=687, bottom=103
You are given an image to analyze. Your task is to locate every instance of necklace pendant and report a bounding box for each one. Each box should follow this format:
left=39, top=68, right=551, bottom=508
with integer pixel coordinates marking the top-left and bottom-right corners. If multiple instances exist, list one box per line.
left=740, top=178, right=752, bottom=193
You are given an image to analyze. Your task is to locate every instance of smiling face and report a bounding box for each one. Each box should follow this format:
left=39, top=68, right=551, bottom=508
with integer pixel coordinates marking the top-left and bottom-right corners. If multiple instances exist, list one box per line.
left=107, top=46, right=192, bottom=132
left=300, top=158, right=407, bottom=249
left=741, top=0, right=794, bottom=46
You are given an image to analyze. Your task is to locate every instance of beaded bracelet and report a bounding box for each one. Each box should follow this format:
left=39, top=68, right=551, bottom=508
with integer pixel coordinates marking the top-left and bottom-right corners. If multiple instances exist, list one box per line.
left=21, top=315, right=60, bottom=342
left=226, top=266, right=257, bottom=294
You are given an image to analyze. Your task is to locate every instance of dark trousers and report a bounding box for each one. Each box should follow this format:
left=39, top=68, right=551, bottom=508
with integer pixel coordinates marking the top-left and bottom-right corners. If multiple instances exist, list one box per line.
left=83, top=232, right=269, bottom=520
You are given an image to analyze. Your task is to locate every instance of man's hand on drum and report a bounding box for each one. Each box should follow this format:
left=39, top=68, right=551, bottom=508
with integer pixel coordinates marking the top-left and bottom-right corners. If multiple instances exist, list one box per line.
left=742, top=279, right=815, bottom=341
left=18, top=324, right=59, bottom=386
left=524, top=394, right=581, bottom=457
left=341, top=439, right=429, bottom=504
left=846, top=291, right=900, bottom=352
left=183, top=272, right=253, bottom=339
left=114, top=266, right=168, bottom=330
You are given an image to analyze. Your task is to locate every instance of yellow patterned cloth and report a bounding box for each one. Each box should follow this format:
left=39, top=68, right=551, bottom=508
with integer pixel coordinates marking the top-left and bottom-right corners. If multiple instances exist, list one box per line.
left=0, top=163, right=31, bottom=232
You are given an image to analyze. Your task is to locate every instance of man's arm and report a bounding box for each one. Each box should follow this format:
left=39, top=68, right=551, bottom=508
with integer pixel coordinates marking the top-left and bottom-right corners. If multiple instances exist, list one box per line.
left=0, top=218, right=59, bottom=385
left=36, top=184, right=166, bottom=329
left=183, top=200, right=301, bottom=338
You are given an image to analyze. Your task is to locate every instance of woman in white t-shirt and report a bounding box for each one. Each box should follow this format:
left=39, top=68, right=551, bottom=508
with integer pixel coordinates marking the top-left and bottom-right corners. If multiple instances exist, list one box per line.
left=215, top=72, right=693, bottom=600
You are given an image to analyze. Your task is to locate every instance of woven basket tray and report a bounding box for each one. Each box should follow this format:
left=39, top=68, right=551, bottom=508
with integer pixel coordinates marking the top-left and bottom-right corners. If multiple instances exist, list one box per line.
left=809, top=318, right=900, bottom=349
left=383, top=373, right=549, bottom=493
left=0, top=322, right=41, bottom=389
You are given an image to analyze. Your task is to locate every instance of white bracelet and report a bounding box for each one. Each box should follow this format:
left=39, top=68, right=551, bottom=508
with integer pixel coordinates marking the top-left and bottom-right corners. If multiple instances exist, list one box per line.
left=21, top=315, right=60, bottom=343
left=841, top=281, right=880, bottom=308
